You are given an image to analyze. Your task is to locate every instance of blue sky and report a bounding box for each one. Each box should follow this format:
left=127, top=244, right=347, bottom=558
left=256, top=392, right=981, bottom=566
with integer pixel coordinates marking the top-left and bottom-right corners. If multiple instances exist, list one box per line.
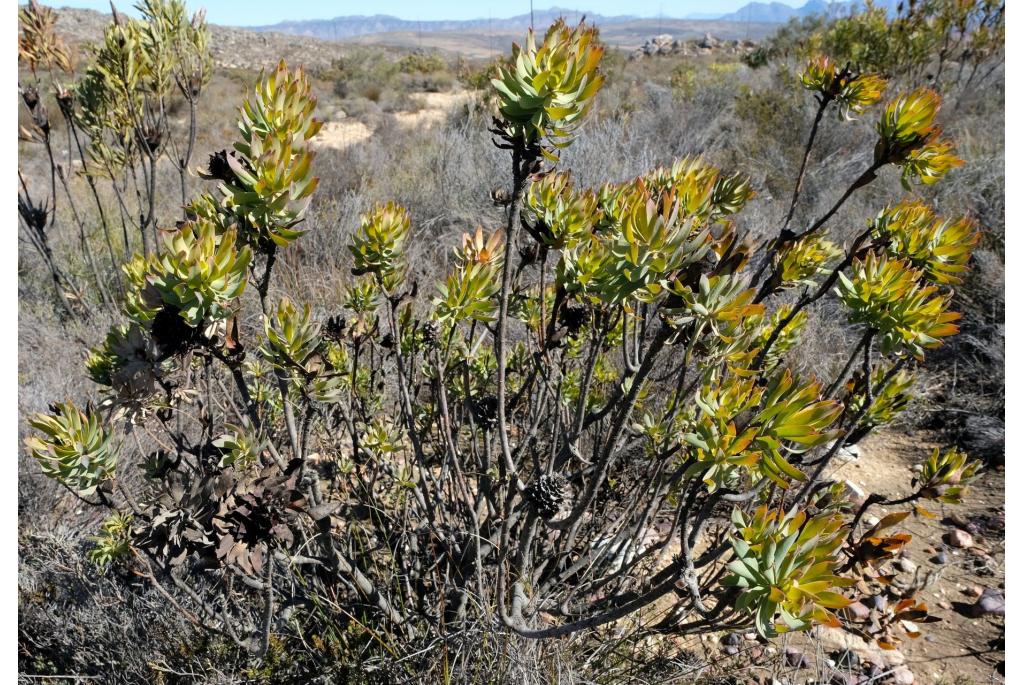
left=46, top=1, right=805, bottom=26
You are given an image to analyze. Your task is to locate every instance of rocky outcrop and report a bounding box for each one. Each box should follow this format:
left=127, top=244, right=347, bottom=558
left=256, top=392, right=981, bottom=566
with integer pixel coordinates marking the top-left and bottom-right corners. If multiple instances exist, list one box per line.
left=631, top=34, right=759, bottom=60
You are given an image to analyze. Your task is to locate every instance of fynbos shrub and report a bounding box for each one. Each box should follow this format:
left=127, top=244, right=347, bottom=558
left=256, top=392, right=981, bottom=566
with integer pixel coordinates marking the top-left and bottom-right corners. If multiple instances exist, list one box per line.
left=24, top=13, right=990, bottom=679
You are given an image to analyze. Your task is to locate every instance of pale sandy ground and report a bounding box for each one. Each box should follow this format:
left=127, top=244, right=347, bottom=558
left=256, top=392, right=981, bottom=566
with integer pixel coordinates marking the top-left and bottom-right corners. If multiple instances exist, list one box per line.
left=313, top=90, right=475, bottom=150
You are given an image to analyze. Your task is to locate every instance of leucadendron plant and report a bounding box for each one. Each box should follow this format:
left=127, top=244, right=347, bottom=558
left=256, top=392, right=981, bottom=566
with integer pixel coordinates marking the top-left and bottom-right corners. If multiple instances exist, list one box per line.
left=26, top=17, right=986, bottom=675
left=17, top=0, right=212, bottom=319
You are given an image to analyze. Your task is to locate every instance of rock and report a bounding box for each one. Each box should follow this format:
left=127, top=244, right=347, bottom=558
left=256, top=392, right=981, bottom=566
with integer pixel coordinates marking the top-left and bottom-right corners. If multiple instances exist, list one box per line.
left=897, top=558, right=918, bottom=574
left=891, top=666, right=915, bottom=684
left=867, top=594, right=888, bottom=612
left=911, top=463, right=924, bottom=473
left=931, top=550, right=949, bottom=565
left=835, top=442, right=861, bottom=462
left=832, top=648, right=860, bottom=669
left=721, top=632, right=742, bottom=646
left=842, top=480, right=868, bottom=506
left=844, top=601, right=870, bottom=621
left=784, top=646, right=808, bottom=668
left=965, top=584, right=984, bottom=598
left=699, top=32, right=720, bottom=49
left=748, top=646, right=764, bottom=660
left=937, top=600, right=952, bottom=610
left=947, top=512, right=970, bottom=529
left=865, top=515, right=880, bottom=527
left=723, top=644, right=739, bottom=655
left=971, top=588, right=1005, bottom=616
left=945, top=529, right=973, bottom=548
left=743, top=630, right=758, bottom=641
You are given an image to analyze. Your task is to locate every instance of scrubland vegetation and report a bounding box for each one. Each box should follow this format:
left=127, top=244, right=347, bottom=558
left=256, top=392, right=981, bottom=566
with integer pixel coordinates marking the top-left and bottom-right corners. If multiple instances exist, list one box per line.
left=18, top=1, right=1003, bottom=682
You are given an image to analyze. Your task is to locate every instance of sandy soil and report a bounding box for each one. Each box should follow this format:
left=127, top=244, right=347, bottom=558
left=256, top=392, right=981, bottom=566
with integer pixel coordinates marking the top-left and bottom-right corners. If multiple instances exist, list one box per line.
left=686, top=428, right=1005, bottom=684
left=312, top=90, right=475, bottom=150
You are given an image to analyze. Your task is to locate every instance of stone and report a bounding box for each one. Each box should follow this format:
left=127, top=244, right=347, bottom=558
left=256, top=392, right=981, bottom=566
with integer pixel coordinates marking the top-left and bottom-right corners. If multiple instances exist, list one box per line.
left=897, top=557, right=918, bottom=574
left=698, top=32, right=720, bottom=49
left=947, top=512, right=970, bottom=529
left=865, top=515, right=880, bottom=527
left=842, top=480, right=868, bottom=506
left=937, top=600, right=952, bottom=610
left=721, top=632, right=742, bottom=646
left=867, top=594, right=888, bottom=612
left=784, top=646, right=807, bottom=668
left=843, top=600, right=870, bottom=621
left=835, top=442, right=861, bottom=462
left=931, top=550, right=949, bottom=565
left=723, top=645, right=739, bottom=655
left=945, top=529, right=973, bottom=548
left=832, top=648, right=860, bottom=669
left=743, top=630, right=758, bottom=641
left=891, top=666, right=915, bottom=684
left=965, top=584, right=984, bottom=598
left=971, top=588, right=1005, bottom=616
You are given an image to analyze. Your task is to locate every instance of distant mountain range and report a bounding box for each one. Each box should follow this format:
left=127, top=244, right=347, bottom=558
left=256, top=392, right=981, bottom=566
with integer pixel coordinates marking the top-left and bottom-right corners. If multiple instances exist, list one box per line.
left=714, top=0, right=899, bottom=23
left=245, top=1, right=901, bottom=41
left=247, top=8, right=619, bottom=41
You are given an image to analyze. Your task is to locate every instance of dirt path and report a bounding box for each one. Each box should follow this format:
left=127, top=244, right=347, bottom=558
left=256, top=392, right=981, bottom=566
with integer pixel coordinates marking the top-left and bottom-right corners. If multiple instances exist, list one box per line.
left=820, top=429, right=1005, bottom=683
left=694, top=429, right=1005, bottom=684
left=634, top=428, right=1004, bottom=684
left=313, top=90, right=475, bottom=151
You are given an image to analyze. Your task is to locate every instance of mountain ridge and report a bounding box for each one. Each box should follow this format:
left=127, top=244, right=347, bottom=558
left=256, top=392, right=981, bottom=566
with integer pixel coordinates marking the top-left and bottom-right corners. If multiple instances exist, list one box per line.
left=242, top=0, right=899, bottom=41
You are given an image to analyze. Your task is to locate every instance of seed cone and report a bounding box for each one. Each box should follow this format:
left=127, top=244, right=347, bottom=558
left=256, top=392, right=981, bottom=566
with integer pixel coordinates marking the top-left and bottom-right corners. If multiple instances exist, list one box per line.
left=524, top=474, right=568, bottom=519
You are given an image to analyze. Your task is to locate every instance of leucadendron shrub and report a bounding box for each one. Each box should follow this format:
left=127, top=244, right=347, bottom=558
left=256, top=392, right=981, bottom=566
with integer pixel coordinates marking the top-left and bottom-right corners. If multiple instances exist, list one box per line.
left=18, top=0, right=213, bottom=319
left=26, top=15, right=987, bottom=678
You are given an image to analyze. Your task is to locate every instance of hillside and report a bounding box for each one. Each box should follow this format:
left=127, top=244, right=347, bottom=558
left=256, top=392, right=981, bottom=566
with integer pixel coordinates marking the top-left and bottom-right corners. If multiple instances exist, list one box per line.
left=248, top=8, right=775, bottom=47
left=45, top=5, right=773, bottom=63
left=345, top=19, right=776, bottom=58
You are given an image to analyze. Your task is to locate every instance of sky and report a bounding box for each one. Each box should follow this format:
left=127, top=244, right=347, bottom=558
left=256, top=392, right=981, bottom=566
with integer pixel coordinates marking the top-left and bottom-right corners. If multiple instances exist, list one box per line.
left=44, top=1, right=806, bottom=26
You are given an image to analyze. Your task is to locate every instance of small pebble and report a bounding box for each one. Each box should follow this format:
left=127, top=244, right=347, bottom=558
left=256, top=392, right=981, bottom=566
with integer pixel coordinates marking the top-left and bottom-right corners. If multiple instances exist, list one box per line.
left=784, top=646, right=807, bottom=668
left=867, top=594, right=888, bottom=612
left=891, top=666, right=915, bottom=685
left=971, top=588, right=1005, bottom=616
left=833, top=648, right=860, bottom=669
left=945, top=529, right=974, bottom=548
left=897, top=558, right=918, bottom=574
left=844, top=600, right=870, bottom=621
